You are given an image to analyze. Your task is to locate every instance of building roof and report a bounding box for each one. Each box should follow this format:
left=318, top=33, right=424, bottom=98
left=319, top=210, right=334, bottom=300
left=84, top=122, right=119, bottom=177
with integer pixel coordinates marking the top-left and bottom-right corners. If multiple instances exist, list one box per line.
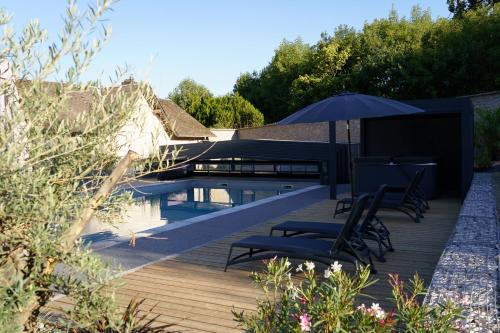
left=153, top=98, right=214, bottom=139
left=15, top=80, right=94, bottom=124
left=16, top=80, right=214, bottom=139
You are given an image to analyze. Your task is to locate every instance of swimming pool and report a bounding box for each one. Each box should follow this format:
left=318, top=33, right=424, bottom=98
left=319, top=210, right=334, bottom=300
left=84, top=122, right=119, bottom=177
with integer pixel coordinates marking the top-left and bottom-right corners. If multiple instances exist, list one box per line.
left=82, top=179, right=315, bottom=246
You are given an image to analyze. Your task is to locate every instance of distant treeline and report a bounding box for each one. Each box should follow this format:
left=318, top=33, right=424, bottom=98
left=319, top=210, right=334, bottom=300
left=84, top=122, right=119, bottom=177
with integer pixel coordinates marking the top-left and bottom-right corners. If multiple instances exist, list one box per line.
left=169, top=79, right=264, bottom=129
left=234, top=4, right=500, bottom=123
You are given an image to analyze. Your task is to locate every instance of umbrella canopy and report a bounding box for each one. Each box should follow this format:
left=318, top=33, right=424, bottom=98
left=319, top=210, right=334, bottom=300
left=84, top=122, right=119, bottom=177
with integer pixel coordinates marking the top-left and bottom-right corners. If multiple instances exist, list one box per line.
left=277, top=92, right=425, bottom=199
left=278, top=92, right=424, bottom=125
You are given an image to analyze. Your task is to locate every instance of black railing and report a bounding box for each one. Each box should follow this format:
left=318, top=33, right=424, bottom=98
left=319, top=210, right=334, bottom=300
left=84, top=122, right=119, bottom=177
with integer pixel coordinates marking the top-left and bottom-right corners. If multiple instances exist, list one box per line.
left=192, top=159, right=320, bottom=178
left=157, top=141, right=360, bottom=184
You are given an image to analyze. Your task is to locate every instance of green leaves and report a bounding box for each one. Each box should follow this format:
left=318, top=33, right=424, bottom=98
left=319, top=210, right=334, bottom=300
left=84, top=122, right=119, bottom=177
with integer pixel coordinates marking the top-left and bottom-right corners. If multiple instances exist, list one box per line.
left=169, top=78, right=264, bottom=128
left=474, top=107, right=500, bottom=168
left=235, top=259, right=463, bottom=332
left=168, top=78, right=213, bottom=115
left=235, top=4, right=500, bottom=123
left=0, top=1, right=161, bottom=331
left=447, top=0, right=495, bottom=18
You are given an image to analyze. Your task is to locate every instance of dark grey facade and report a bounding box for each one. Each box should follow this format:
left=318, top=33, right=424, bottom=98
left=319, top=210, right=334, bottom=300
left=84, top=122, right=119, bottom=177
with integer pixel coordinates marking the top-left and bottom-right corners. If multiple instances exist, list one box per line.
left=360, top=97, right=474, bottom=198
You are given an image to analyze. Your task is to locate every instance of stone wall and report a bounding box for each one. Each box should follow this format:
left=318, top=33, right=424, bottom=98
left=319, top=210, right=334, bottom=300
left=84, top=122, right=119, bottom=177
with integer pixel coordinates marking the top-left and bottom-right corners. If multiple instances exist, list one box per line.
left=470, top=92, right=500, bottom=111
left=237, top=120, right=360, bottom=144
left=425, top=173, right=498, bottom=331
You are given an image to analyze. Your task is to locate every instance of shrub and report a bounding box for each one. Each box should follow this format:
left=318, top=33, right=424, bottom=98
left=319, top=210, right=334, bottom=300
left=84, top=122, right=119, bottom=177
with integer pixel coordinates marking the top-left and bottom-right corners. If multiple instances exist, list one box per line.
left=234, top=258, right=463, bottom=332
left=475, top=146, right=493, bottom=170
left=211, top=93, right=265, bottom=129
left=475, top=107, right=500, bottom=168
left=169, top=79, right=264, bottom=128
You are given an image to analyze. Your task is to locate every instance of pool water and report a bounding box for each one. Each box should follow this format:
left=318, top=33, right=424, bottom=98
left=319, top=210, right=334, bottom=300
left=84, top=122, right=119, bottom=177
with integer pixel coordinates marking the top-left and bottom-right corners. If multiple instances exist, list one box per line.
left=82, top=180, right=312, bottom=245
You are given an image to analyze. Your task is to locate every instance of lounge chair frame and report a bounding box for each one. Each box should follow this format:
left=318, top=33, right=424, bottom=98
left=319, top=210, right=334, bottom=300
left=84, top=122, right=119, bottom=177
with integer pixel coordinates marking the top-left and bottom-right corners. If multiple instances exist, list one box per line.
left=270, top=185, right=393, bottom=262
left=334, top=170, right=427, bottom=223
left=224, top=195, right=375, bottom=272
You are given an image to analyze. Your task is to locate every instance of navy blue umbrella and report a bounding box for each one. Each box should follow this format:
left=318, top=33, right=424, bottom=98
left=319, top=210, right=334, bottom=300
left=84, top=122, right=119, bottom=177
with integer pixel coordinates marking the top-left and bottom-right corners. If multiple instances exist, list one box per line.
left=278, top=92, right=425, bottom=197
left=278, top=92, right=424, bottom=124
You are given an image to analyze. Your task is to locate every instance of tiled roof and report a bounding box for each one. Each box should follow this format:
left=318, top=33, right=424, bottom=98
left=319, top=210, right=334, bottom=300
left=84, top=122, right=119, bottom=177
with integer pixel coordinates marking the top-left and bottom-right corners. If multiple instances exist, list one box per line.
left=154, top=99, right=214, bottom=139
left=16, top=80, right=213, bottom=139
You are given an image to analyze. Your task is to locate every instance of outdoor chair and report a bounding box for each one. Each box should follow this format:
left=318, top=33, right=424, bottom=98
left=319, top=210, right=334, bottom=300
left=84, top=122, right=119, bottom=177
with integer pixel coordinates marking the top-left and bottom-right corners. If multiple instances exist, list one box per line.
left=381, top=169, right=427, bottom=218
left=224, top=194, right=376, bottom=273
left=334, top=170, right=427, bottom=223
left=269, top=185, right=393, bottom=262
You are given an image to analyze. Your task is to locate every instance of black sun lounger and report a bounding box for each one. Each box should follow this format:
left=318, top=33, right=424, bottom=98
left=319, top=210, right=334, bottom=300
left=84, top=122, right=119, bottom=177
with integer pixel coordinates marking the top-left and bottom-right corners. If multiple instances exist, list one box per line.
left=334, top=170, right=426, bottom=223
left=224, top=194, right=375, bottom=273
left=270, top=185, right=393, bottom=262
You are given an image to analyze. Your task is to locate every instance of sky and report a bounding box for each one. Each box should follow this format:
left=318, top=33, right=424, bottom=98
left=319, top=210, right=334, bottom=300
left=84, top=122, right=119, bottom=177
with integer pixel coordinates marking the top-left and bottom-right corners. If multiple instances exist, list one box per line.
left=0, top=1, right=451, bottom=97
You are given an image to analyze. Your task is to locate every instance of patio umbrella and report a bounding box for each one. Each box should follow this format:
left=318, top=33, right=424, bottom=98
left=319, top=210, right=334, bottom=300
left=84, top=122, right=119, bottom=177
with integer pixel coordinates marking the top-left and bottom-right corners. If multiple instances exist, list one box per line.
left=278, top=92, right=425, bottom=197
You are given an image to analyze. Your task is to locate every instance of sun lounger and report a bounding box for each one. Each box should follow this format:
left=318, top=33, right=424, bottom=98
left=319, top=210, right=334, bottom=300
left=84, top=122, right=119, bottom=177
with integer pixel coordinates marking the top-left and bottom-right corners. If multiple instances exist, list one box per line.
left=224, top=194, right=376, bottom=272
left=270, top=185, right=393, bottom=262
left=334, top=170, right=426, bottom=223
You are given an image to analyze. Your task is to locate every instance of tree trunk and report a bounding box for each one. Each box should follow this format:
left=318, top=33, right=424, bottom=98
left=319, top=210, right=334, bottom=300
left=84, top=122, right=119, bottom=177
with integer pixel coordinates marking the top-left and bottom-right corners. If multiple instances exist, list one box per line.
left=15, top=150, right=139, bottom=332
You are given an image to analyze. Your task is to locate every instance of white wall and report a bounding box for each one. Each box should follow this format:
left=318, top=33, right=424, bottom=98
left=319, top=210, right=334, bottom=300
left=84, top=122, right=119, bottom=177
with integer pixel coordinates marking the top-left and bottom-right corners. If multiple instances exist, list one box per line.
left=209, top=128, right=237, bottom=141
left=115, top=95, right=171, bottom=159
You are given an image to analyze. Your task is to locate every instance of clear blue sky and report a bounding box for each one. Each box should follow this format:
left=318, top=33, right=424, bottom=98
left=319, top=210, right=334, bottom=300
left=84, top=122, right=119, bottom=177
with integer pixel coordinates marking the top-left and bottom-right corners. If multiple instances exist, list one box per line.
left=1, top=1, right=450, bottom=97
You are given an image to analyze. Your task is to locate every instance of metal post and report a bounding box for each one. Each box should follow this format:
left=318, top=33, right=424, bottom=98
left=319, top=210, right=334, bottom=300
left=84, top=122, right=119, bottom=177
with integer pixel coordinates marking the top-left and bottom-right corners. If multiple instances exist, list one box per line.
left=347, top=120, right=354, bottom=198
left=328, top=121, right=337, bottom=199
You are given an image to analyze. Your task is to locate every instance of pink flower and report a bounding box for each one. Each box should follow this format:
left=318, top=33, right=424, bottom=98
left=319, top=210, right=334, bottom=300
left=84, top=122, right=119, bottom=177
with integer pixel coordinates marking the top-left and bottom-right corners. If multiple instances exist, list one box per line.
left=368, top=303, right=386, bottom=320
left=299, top=313, right=311, bottom=332
left=357, top=304, right=367, bottom=313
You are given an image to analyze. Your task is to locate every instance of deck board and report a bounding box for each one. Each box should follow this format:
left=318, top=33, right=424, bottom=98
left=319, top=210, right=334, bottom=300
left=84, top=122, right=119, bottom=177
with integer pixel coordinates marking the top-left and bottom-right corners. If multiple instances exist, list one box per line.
left=49, top=197, right=460, bottom=332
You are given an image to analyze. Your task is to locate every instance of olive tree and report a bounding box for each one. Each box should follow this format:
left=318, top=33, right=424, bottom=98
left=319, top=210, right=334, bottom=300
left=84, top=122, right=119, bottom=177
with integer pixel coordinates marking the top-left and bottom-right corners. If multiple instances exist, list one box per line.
left=0, top=1, right=171, bottom=331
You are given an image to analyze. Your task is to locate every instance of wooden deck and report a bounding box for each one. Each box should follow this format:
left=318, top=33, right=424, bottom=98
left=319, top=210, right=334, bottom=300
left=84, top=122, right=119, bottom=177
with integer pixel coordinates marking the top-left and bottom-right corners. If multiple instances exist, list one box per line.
left=51, top=197, right=460, bottom=332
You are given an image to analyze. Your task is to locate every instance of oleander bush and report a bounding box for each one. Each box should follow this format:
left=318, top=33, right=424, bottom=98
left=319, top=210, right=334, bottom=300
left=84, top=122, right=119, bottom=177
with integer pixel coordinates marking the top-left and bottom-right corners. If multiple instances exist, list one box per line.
left=234, top=258, right=463, bottom=332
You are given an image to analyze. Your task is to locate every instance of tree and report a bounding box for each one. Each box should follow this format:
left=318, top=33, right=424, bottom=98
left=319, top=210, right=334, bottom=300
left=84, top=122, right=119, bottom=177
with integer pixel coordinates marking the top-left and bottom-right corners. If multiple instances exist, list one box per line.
left=352, top=6, right=434, bottom=98
left=232, top=93, right=265, bottom=128
left=169, top=79, right=264, bottom=128
left=234, top=4, right=500, bottom=123
left=447, top=0, right=497, bottom=17
left=234, top=38, right=312, bottom=123
left=289, top=31, right=352, bottom=112
left=211, top=93, right=264, bottom=128
left=417, top=4, right=500, bottom=96
left=168, top=78, right=213, bottom=116
left=0, top=2, right=170, bottom=331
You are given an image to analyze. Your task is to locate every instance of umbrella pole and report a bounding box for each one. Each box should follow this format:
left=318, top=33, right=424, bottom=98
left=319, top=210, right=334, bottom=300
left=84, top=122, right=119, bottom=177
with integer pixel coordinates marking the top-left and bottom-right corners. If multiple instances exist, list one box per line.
left=328, top=121, right=337, bottom=200
left=347, top=120, right=354, bottom=198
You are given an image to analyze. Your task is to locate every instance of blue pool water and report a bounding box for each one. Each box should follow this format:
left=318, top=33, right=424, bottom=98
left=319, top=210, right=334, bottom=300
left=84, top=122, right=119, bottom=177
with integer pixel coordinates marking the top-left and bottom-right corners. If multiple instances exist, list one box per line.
left=82, top=179, right=313, bottom=245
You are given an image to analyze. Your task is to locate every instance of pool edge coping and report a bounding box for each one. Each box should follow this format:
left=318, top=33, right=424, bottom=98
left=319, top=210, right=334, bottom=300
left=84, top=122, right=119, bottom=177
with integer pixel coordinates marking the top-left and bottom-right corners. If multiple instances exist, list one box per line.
left=90, top=184, right=324, bottom=251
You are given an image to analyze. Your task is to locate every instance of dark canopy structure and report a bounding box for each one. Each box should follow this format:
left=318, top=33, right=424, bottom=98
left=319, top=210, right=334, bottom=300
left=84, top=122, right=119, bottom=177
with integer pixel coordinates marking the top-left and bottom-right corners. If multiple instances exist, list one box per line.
left=360, top=97, right=474, bottom=198
left=157, top=97, right=473, bottom=200
left=162, top=139, right=338, bottom=195
left=170, top=139, right=330, bottom=161
left=278, top=92, right=424, bottom=198
left=278, top=92, right=424, bottom=124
